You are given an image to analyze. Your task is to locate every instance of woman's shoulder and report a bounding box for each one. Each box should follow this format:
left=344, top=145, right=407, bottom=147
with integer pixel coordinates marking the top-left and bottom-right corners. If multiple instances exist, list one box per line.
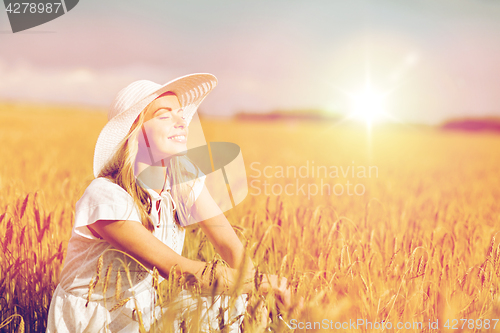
left=77, top=177, right=134, bottom=209
left=86, top=177, right=124, bottom=192
left=73, top=177, right=143, bottom=239
left=86, top=177, right=131, bottom=198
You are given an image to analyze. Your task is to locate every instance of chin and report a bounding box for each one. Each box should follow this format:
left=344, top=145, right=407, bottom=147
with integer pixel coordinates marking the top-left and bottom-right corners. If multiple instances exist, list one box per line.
left=173, top=150, right=188, bottom=156
left=166, top=146, right=188, bottom=157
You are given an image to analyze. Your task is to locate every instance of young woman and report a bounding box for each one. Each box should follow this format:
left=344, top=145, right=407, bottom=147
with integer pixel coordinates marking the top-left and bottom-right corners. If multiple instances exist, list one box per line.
left=46, top=74, right=292, bottom=332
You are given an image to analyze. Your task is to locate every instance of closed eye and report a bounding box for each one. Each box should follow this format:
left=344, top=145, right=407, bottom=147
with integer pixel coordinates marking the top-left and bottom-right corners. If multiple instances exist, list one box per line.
left=154, top=108, right=183, bottom=120
left=154, top=107, right=172, bottom=119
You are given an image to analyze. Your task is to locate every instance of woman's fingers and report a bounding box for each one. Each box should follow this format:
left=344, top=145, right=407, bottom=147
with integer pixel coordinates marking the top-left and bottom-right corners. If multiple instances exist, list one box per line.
left=292, top=296, right=305, bottom=317
left=275, top=287, right=306, bottom=317
left=257, top=301, right=268, bottom=330
left=275, top=287, right=293, bottom=310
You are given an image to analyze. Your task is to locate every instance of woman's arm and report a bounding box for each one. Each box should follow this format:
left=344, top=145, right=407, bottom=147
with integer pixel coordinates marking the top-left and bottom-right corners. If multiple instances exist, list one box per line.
left=190, top=184, right=252, bottom=273
left=88, top=219, right=253, bottom=295
left=89, top=220, right=204, bottom=277
left=190, top=184, right=294, bottom=303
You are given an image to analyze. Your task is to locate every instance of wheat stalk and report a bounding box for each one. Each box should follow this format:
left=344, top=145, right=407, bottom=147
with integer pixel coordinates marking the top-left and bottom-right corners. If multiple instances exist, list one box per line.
left=102, top=263, right=113, bottom=307
left=109, top=297, right=132, bottom=312
left=115, top=271, right=122, bottom=301
left=85, top=276, right=95, bottom=307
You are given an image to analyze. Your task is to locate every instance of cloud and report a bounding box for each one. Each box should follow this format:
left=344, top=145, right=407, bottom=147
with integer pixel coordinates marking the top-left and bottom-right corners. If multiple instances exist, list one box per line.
left=0, top=59, right=178, bottom=107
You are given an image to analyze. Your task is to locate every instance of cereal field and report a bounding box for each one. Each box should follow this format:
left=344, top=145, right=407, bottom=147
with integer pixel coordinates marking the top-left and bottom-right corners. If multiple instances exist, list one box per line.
left=1, top=103, right=500, bottom=332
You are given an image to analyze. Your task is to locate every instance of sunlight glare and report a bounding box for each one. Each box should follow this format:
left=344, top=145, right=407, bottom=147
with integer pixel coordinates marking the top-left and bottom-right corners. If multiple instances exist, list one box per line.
left=350, top=86, right=386, bottom=123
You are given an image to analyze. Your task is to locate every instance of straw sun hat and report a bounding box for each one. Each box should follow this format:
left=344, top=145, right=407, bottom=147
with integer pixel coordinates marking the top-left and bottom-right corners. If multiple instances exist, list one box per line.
left=93, top=73, right=218, bottom=178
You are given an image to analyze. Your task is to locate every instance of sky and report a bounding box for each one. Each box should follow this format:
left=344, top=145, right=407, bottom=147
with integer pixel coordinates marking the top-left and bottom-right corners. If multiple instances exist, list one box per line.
left=1, top=0, right=500, bottom=124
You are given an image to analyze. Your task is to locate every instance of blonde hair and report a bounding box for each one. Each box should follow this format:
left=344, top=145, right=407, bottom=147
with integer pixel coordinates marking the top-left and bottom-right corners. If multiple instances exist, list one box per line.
left=98, top=93, right=201, bottom=232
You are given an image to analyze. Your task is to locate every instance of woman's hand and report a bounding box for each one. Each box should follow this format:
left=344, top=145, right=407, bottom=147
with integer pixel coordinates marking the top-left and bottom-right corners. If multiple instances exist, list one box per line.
left=274, top=282, right=292, bottom=311
left=261, top=275, right=304, bottom=317
left=258, top=275, right=292, bottom=310
left=196, top=261, right=250, bottom=296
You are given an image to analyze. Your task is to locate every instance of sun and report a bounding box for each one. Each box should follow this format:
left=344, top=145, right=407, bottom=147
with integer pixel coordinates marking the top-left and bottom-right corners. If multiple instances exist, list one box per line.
left=350, top=86, right=386, bottom=123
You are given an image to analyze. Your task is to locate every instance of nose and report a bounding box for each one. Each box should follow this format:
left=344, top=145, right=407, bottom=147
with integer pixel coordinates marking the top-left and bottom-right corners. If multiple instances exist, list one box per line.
left=174, top=112, right=187, bottom=128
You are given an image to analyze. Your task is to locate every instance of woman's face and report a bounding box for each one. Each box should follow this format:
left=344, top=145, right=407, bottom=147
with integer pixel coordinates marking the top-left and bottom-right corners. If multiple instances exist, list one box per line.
left=139, top=94, right=188, bottom=163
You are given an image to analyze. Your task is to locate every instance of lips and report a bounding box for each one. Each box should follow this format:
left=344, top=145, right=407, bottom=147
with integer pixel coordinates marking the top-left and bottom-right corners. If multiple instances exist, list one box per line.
left=168, top=133, right=187, bottom=143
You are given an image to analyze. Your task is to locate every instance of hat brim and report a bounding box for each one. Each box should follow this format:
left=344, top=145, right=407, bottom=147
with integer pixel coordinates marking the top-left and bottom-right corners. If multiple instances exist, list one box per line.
left=93, top=73, right=217, bottom=178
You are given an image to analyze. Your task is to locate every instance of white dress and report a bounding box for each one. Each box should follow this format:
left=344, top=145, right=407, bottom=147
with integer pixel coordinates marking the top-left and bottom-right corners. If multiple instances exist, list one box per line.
left=46, top=176, right=248, bottom=332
